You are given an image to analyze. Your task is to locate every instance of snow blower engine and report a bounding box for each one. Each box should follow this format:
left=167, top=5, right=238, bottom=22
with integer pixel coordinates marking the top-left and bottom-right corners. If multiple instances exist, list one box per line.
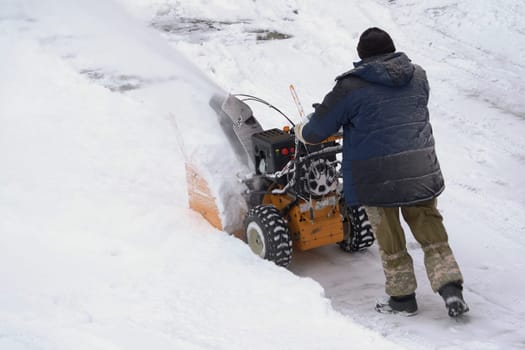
left=210, top=93, right=374, bottom=267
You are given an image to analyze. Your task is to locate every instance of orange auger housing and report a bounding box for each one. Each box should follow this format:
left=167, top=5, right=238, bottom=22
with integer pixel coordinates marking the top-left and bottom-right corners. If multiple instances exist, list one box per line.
left=185, top=162, right=223, bottom=231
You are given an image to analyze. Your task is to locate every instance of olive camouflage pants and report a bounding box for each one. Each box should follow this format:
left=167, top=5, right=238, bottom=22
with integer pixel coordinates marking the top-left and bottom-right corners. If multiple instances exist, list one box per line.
left=365, top=198, right=463, bottom=296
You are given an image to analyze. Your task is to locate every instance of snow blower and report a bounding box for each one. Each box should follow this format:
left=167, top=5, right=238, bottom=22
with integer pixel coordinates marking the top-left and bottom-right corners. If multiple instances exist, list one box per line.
left=188, top=93, right=374, bottom=267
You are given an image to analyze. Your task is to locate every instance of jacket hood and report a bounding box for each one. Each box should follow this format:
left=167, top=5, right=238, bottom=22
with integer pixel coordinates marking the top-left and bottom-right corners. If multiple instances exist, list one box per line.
left=337, top=52, right=415, bottom=87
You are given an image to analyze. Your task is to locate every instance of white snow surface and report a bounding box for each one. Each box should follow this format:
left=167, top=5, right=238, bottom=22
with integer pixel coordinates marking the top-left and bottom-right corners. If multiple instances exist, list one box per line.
left=1, top=0, right=525, bottom=349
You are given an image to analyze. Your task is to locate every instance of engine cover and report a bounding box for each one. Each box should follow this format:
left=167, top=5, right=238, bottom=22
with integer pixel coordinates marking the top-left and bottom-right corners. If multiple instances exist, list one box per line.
left=252, top=128, right=295, bottom=175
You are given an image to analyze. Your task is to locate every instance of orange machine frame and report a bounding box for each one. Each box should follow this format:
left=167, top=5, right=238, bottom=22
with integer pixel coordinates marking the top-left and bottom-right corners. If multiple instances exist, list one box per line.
left=263, top=192, right=344, bottom=251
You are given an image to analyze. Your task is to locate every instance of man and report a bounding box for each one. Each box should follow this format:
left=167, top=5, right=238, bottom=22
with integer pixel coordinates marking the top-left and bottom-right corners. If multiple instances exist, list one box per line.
left=295, top=27, right=469, bottom=317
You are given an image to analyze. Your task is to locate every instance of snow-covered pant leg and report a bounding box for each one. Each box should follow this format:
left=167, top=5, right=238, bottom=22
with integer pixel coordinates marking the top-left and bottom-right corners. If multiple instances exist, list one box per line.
left=366, top=206, right=417, bottom=297
left=400, top=198, right=464, bottom=292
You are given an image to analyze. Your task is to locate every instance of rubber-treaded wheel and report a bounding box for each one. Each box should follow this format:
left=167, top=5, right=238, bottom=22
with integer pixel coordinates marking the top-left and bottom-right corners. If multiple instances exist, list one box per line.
left=338, top=204, right=375, bottom=252
left=244, top=205, right=292, bottom=267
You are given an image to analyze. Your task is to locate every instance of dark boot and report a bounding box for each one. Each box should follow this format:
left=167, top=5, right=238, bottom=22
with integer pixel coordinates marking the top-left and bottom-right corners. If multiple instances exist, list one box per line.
left=439, top=282, right=469, bottom=317
left=375, top=293, right=418, bottom=316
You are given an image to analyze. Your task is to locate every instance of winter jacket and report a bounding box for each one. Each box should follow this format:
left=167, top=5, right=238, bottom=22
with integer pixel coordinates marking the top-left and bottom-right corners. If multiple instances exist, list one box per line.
left=301, top=52, right=444, bottom=206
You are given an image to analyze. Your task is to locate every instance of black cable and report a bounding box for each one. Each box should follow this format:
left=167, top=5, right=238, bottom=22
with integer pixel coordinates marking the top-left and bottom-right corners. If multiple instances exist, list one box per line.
left=233, top=93, right=295, bottom=126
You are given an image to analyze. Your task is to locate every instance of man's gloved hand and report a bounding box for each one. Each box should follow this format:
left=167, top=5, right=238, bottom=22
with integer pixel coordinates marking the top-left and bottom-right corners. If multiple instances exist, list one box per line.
left=305, top=112, right=314, bottom=121
left=293, top=122, right=309, bottom=144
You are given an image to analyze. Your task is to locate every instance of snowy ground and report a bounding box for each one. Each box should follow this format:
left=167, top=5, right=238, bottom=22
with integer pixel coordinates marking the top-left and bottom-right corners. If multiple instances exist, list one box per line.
left=1, top=0, right=525, bottom=349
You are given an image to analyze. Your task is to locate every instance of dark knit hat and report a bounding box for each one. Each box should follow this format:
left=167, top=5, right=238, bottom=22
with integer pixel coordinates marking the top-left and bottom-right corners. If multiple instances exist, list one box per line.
left=357, top=27, right=396, bottom=59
